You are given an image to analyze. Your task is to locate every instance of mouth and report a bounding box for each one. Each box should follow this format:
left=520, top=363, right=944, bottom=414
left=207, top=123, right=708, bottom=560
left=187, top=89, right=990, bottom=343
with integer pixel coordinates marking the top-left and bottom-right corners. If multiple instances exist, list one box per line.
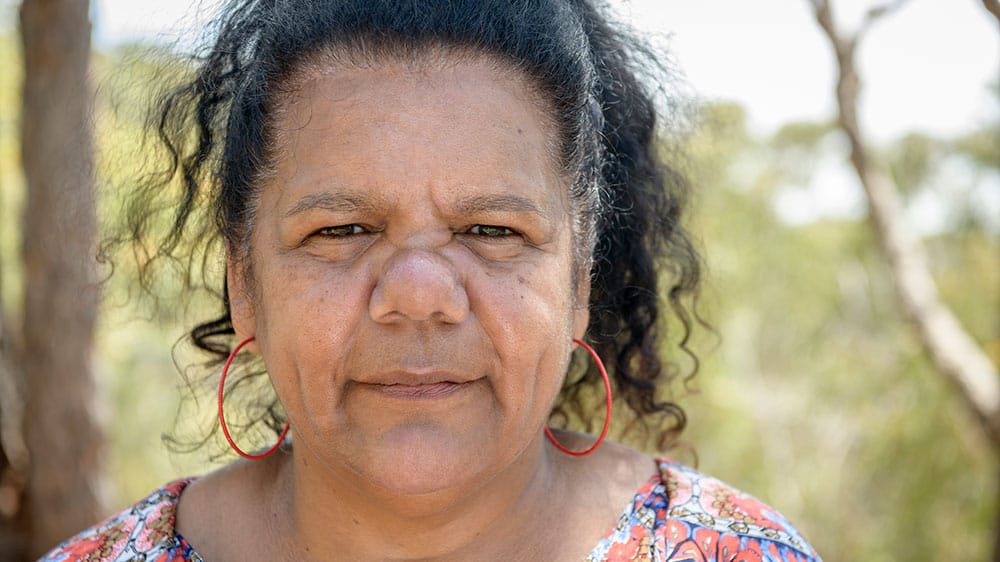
left=360, top=370, right=482, bottom=400
left=371, top=381, right=469, bottom=399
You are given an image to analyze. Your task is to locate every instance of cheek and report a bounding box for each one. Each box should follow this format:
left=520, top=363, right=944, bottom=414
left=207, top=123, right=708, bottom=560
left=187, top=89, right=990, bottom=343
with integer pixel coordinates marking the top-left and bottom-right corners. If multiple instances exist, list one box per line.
left=468, top=270, right=570, bottom=343
left=257, top=259, right=369, bottom=333
left=253, top=257, right=374, bottom=405
left=461, top=257, right=577, bottom=411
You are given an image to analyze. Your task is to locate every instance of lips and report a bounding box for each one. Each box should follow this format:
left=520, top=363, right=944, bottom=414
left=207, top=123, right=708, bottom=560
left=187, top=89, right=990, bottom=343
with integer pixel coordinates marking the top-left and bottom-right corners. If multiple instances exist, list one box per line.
left=360, top=370, right=482, bottom=400
left=364, top=369, right=478, bottom=386
left=372, top=381, right=467, bottom=399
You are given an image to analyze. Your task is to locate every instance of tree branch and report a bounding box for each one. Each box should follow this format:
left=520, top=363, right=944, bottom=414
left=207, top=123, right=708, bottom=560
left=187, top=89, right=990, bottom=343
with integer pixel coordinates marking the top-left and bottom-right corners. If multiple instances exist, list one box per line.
left=807, top=0, right=1000, bottom=446
left=811, top=0, right=851, bottom=57
left=982, top=0, right=1000, bottom=24
left=859, top=0, right=910, bottom=36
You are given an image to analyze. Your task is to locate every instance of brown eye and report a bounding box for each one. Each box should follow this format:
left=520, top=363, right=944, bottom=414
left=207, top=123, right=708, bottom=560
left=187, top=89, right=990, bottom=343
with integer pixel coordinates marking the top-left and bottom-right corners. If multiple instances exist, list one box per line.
left=316, top=224, right=364, bottom=237
left=469, top=224, right=515, bottom=237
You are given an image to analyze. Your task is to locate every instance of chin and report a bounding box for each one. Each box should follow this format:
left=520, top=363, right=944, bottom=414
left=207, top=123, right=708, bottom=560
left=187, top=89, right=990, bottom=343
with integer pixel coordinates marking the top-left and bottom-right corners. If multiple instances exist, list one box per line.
left=358, top=424, right=488, bottom=497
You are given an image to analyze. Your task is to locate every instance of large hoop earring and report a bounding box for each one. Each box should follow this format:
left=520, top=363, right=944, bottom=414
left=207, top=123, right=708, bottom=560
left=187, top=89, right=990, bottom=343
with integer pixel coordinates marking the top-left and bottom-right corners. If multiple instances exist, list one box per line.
left=544, top=338, right=612, bottom=457
left=218, top=336, right=290, bottom=460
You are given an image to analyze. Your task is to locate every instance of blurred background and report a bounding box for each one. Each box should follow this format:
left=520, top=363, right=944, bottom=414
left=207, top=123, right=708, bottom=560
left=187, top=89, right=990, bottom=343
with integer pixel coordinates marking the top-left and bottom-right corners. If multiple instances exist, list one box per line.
left=0, top=0, right=997, bottom=560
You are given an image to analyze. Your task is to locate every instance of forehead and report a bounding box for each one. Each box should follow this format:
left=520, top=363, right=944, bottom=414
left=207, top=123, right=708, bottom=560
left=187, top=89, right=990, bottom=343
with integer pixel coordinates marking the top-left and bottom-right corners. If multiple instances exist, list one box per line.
left=264, top=53, right=568, bottom=212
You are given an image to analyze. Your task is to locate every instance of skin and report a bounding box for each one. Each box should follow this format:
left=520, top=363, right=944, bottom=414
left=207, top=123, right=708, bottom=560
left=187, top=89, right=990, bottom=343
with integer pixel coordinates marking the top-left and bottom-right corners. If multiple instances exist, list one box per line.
left=176, top=54, right=653, bottom=561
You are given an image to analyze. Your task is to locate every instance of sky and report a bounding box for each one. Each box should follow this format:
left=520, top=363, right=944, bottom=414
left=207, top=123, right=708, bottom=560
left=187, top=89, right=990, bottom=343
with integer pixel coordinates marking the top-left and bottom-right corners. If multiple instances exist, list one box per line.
left=84, top=0, right=999, bottom=143
left=625, top=0, right=998, bottom=141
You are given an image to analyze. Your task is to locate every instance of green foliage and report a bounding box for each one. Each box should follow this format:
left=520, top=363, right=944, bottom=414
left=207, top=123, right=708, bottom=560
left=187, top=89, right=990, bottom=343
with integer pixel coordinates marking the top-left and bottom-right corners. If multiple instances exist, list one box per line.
left=89, top=44, right=224, bottom=503
left=887, top=132, right=939, bottom=195
left=954, top=127, right=1000, bottom=171
left=772, top=120, right=836, bottom=150
left=1, top=31, right=24, bottom=323
left=682, top=101, right=998, bottom=561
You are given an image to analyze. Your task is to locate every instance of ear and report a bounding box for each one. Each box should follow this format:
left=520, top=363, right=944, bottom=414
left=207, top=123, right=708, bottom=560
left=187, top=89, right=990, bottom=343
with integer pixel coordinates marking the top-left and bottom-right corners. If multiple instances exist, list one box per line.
left=227, top=252, right=261, bottom=354
left=572, top=269, right=591, bottom=341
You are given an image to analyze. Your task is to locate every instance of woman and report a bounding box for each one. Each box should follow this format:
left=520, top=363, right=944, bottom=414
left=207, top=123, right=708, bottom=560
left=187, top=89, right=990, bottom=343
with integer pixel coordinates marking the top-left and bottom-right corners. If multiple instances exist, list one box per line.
left=43, top=0, right=820, bottom=560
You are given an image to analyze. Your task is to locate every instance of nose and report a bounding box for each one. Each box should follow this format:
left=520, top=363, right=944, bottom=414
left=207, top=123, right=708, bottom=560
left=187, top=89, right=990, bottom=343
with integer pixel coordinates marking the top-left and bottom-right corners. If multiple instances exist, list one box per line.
left=369, top=249, right=469, bottom=324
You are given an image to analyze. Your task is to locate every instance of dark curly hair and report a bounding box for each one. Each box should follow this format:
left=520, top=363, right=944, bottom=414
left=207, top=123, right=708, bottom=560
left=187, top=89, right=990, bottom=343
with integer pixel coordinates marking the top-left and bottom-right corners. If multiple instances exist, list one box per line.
left=111, top=0, right=703, bottom=455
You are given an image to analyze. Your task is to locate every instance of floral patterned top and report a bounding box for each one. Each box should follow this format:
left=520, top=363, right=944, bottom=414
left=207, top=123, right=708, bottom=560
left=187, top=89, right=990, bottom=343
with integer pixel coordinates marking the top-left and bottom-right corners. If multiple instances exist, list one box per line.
left=41, top=458, right=820, bottom=561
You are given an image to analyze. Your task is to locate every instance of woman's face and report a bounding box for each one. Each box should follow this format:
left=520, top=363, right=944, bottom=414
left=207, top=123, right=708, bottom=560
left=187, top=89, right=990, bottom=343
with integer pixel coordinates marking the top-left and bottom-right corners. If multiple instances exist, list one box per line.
left=229, top=54, right=589, bottom=495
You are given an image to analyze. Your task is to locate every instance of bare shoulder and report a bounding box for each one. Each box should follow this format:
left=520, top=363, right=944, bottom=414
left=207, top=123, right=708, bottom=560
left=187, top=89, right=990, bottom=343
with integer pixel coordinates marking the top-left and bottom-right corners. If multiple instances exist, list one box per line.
left=593, top=438, right=657, bottom=483
left=175, top=454, right=286, bottom=558
left=549, top=430, right=656, bottom=507
left=541, top=431, right=657, bottom=558
left=177, top=458, right=251, bottom=520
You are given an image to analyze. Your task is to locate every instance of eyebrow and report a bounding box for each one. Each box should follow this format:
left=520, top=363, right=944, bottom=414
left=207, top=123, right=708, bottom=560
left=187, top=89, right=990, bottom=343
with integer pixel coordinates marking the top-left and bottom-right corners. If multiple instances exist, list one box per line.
left=283, top=191, right=378, bottom=218
left=454, top=193, right=549, bottom=218
left=285, top=191, right=550, bottom=219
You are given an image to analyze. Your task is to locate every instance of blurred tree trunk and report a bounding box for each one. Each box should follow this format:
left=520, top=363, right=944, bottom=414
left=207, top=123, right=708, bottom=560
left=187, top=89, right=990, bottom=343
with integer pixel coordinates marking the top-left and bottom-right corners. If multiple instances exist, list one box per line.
left=10, top=0, right=103, bottom=558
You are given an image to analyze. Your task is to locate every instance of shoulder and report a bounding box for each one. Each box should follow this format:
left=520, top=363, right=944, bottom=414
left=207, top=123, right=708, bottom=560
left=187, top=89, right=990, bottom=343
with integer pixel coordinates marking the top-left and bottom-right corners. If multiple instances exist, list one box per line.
left=589, top=458, right=822, bottom=562
left=39, top=479, right=202, bottom=562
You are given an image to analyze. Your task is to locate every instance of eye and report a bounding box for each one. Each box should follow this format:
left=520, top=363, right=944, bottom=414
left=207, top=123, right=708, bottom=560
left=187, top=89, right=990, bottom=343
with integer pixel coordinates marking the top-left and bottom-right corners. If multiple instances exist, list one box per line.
left=314, top=224, right=365, bottom=237
left=469, top=224, right=516, bottom=237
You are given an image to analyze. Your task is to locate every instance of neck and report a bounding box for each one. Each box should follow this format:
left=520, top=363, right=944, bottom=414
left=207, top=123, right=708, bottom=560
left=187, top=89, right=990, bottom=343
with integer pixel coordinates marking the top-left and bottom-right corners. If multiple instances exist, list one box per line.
left=270, top=436, right=564, bottom=560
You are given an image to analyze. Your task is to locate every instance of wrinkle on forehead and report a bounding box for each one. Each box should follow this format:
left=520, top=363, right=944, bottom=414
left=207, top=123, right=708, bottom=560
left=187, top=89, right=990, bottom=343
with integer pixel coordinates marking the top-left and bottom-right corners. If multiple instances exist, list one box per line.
left=267, top=43, right=564, bottom=176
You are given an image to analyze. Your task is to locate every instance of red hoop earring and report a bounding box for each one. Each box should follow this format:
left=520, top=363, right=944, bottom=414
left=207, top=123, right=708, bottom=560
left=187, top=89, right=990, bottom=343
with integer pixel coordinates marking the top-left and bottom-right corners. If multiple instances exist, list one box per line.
left=544, top=338, right=612, bottom=457
left=218, top=336, right=290, bottom=460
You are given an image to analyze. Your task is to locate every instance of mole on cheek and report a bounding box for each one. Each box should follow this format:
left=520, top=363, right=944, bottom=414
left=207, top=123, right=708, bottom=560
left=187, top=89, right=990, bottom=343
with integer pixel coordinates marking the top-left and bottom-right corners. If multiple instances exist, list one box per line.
left=517, top=275, right=526, bottom=285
